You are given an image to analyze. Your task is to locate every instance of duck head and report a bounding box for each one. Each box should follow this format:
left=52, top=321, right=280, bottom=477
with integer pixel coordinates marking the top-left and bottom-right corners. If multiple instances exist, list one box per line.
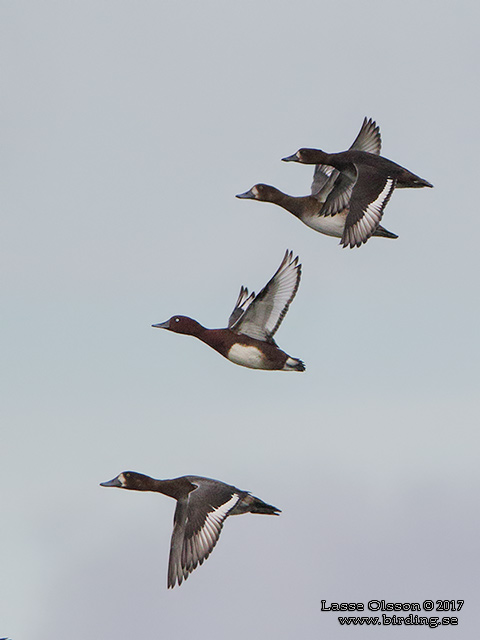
left=236, top=184, right=283, bottom=203
left=100, top=471, right=151, bottom=491
left=282, top=148, right=327, bottom=164
left=152, top=315, right=203, bottom=336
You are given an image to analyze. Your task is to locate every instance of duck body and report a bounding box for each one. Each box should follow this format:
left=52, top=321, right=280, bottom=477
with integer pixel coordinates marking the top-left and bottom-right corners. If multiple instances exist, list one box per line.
left=100, top=471, right=280, bottom=588
left=208, top=329, right=303, bottom=371
left=153, top=250, right=305, bottom=371
left=155, top=317, right=303, bottom=371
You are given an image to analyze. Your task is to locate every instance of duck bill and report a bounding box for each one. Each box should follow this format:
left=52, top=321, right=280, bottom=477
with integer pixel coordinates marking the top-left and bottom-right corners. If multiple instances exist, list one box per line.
left=235, top=189, right=255, bottom=199
left=281, top=153, right=298, bottom=162
left=100, top=476, right=122, bottom=488
left=152, top=320, right=170, bottom=329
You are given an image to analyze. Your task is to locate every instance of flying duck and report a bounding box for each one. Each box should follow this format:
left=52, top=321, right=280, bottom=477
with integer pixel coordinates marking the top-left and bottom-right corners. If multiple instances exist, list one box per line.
left=237, top=118, right=398, bottom=246
left=153, top=250, right=304, bottom=371
left=282, top=122, right=433, bottom=248
left=100, top=471, right=280, bottom=588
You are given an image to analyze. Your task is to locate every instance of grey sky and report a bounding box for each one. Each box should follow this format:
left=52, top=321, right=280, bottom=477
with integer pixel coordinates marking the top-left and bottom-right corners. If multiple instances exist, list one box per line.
left=2, top=1, right=479, bottom=638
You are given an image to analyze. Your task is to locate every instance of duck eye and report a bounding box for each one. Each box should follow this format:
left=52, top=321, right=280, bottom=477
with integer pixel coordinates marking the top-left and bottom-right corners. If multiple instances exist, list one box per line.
left=174, top=317, right=180, bottom=323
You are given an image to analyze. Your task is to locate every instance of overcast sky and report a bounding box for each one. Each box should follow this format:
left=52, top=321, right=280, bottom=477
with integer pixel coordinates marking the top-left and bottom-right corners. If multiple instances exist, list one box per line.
left=2, top=1, right=479, bottom=638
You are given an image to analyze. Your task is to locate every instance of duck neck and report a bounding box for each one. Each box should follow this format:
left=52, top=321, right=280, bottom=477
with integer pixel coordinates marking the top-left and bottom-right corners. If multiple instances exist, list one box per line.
left=184, top=320, right=207, bottom=339
left=273, top=191, right=312, bottom=219
left=196, top=328, right=227, bottom=353
left=323, top=151, right=350, bottom=170
left=148, top=477, right=195, bottom=499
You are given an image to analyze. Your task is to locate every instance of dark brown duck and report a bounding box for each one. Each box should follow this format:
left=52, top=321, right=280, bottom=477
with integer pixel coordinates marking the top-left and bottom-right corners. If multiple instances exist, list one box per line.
left=153, top=250, right=305, bottom=371
left=100, top=471, right=280, bottom=588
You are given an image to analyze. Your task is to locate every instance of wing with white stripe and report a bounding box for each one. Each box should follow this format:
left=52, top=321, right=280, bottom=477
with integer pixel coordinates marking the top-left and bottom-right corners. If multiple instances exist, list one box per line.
left=341, top=167, right=396, bottom=248
left=231, top=250, right=301, bottom=342
left=167, top=484, right=241, bottom=588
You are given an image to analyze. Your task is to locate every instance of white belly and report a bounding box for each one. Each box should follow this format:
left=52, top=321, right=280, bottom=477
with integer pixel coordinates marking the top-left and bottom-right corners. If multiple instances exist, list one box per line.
left=227, top=343, right=267, bottom=369
left=303, top=213, right=346, bottom=238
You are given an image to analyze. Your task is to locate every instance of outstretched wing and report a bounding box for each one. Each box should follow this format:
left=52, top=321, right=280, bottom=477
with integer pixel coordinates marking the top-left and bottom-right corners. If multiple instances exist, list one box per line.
left=341, top=166, right=396, bottom=248
left=350, top=117, right=382, bottom=155
left=167, top=482, right=241, bottom=588
left=231, top=250, right=301, bottom=343
left=228, top=286, right=255, bottom=328
left=311, top=117, right=381, bottom=205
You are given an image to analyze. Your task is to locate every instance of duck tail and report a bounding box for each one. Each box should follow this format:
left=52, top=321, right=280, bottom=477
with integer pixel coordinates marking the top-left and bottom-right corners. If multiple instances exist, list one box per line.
left=397, top=173, right=433, bottom=188
left=284, top=356, right=306, bottom=372
left=374, top=225, right=398, bottom=240
left=411, top=176, right=433, bottom=188
left=249, top=496, right=281, bottom=516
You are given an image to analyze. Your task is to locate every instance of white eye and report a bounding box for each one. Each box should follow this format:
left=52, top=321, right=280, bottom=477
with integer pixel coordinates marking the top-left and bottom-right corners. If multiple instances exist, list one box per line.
left=174, top=317, right=180, bottom=323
